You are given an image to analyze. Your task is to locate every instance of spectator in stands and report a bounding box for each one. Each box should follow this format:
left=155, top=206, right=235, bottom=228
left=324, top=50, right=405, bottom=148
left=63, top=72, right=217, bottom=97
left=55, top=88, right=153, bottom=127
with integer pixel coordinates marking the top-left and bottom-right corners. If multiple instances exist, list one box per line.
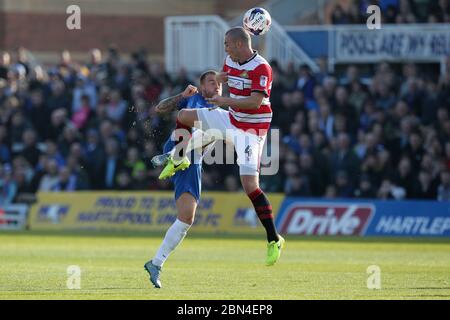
left=392, top=156, right=415, bottom=198
left=45, top=140, right=65, bottom=167
left=52, top=166, right=78, bottom=191
left=116, top=170, right=132, bottom=190
left=66, top=154, right=89, bottom=190
left=71, top=94, right=92, bottom=131
left=334, top=86, right=358, bottom=135
left=427, top=0, right=450, bottom=23
left=402, top=130, right=425, bottom=171
left=318, top=100, right=334, bottom=139
left=296, top=65, right=316, bottom=100
left=124, top=146, right=146, bottom=179
left=105, top=89, right=127, bottom=123
left=20, top=129, right=41, bottom=168
left=314, top=57, right=329, bottom=86
left=437, top=170, right=450, bottom=201
left=331, top=4, right=353, bottom=24
left=131, top=164, right=149, bottom=190
left=281, top=61, right=298, bottom=90
left=27, top=89, right=50, bottom=140
left=300, top=152, right=325, bottom=196
left=10, top=110, right=31, bottom=146
left=0, top=163, right=17, bottom=205
left=1, top=44, right=450, bottom=203
left=335, top=170, right=354, bottom=198
left=324, top=184, right=338, bottom=198
left=412, top=170, right=437, bottom=199
left=0, top=51, right=11, bottom=80
left=38, top=158, right=59, bottom=191
left=58, top=125, right=81, bottom=158
left=285, top=174, right=312, bottom=197
left=354, top=173, right=376, bottom=198
left=0, top=52, right=11, bottom=80
left=384, top=3, right=399, bottom=23
left=47, top=79, right=71, bottom=112
left=99, top=138, right=122, bottom=189
left=224, top=175, right=240, bottom=192
left=329, top=133, right=360, bottom=185
left=377, top=178, right=403, bottom=199
left=0, top=124, right=11, bottom=164
left=47, top=109, right=68, bottom=142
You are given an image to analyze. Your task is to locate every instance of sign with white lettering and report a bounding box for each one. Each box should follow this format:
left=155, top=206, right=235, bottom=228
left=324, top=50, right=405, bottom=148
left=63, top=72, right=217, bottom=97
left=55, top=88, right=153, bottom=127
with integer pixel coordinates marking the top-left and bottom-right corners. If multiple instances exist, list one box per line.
left=335, top=26, right=450, bottom=62
left=276, top=198, right=450, bottom=237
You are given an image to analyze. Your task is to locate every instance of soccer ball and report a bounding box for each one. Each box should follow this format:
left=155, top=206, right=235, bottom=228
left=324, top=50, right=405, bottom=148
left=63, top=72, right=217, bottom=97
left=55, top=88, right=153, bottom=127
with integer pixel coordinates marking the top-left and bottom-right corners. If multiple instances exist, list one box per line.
left=243, top=7, right=272, bottom=36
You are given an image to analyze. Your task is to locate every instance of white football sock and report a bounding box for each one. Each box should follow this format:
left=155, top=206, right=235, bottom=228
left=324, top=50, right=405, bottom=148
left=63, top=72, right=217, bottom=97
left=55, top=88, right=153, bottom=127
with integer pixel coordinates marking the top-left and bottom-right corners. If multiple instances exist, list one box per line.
left=152, top=219, right=191, bottom=267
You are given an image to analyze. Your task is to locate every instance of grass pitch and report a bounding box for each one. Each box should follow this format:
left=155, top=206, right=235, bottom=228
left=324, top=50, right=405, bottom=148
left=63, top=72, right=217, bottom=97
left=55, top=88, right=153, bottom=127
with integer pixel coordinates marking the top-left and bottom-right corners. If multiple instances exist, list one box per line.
left=0, top=232, right=449, bottom=300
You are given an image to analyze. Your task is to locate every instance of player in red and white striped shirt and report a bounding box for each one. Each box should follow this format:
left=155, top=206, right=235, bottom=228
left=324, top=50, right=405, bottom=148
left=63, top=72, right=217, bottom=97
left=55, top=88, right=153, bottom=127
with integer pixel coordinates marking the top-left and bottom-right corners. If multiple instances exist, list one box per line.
left=165, top=27, right=285, bottom=266
left=221, top=43, right=273, bottom=135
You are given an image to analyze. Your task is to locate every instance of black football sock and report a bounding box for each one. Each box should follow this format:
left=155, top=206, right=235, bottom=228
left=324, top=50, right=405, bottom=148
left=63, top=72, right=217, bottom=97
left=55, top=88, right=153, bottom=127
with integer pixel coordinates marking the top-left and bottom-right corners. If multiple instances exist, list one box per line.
left=248, top=188, right=279, bottom=243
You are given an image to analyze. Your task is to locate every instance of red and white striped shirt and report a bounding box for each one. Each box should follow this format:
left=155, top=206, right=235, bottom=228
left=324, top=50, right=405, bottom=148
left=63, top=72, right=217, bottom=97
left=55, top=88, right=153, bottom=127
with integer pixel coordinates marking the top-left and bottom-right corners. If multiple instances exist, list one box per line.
left=223, top=51, right=272, bottom=136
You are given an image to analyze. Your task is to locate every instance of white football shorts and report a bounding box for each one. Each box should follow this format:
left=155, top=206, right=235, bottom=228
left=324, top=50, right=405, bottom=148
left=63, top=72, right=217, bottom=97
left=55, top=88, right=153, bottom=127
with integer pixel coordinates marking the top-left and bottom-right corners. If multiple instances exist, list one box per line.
left=195, top=107, right=266, bottom=176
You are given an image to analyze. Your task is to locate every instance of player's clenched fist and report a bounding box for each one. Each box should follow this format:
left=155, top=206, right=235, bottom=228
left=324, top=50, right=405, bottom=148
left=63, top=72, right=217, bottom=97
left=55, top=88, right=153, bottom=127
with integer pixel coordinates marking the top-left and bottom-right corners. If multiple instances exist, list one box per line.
left=215, top=72, right=228, bottom=84
left=182, top=85, right=198, bottom=98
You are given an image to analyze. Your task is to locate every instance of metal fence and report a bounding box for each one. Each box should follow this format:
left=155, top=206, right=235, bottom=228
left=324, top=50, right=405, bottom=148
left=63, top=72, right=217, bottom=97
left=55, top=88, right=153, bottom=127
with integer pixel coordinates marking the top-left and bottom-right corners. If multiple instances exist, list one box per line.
left=165, top=15, right=319, bottom=75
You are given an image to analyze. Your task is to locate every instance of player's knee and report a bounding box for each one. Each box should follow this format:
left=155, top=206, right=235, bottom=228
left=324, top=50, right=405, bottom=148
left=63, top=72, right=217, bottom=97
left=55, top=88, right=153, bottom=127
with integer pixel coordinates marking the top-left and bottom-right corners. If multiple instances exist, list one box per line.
left=241, top=177, right=259, bottom=195
left=177, top=214, right=194, bottom=226
left=177, top=109, right=190, bottom=125
left=177, top=109, right=185, bottom=121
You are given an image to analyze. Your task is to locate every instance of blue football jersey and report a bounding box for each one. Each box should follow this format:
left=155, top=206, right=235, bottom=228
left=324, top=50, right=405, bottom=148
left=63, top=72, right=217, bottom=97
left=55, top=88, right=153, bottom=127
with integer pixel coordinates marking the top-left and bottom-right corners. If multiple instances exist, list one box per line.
left=161, top=93, right=216, bottom=202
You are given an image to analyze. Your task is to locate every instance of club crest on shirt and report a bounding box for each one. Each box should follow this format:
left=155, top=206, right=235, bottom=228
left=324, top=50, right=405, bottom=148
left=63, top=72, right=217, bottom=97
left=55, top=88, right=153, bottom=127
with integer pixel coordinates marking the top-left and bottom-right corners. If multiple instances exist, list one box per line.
left=239, top=71, right=249, bottom=79
left=260, top=75, right=268, bottom=87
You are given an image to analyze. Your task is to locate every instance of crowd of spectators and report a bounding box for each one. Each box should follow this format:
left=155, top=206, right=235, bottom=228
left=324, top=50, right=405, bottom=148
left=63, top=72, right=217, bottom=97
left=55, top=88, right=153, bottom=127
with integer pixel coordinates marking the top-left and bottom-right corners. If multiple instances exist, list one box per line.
left=331, top=0, right=450, bottom=24
left=1, top=46, right=450, bottom=205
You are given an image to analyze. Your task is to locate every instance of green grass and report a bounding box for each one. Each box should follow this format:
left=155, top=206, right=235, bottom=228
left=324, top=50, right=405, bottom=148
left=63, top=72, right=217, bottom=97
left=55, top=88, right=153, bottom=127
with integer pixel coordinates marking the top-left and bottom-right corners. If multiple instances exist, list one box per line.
left=0, top=232, right=449, bottom=300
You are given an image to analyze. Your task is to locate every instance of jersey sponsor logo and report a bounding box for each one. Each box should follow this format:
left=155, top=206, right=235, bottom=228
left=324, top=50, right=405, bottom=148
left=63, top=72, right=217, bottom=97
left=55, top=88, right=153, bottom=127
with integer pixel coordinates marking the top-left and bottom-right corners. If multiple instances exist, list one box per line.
left=277, top=202, right=374, bottom=236
left=228, top=77, right=244, bottom=90
left=260, top=75, right=268, bottom=87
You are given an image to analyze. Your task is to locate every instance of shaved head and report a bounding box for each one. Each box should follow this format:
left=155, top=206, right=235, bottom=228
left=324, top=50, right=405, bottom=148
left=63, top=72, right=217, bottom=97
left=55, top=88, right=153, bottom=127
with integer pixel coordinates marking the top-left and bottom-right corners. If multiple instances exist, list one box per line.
left=225, top=26, right=251, bottom=45
left=224, top=26, right=254, bottom=63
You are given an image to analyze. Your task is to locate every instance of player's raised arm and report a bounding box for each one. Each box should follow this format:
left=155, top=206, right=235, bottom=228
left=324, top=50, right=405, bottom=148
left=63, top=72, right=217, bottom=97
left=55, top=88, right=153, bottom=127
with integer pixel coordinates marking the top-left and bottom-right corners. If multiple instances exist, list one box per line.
left=155, top=84, right=198, bottom=113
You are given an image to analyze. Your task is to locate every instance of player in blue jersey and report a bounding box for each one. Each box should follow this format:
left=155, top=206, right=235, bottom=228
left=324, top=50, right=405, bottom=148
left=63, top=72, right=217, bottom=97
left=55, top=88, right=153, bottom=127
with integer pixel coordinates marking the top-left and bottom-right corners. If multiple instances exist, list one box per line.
left=144, top=70, right=221, bottom=288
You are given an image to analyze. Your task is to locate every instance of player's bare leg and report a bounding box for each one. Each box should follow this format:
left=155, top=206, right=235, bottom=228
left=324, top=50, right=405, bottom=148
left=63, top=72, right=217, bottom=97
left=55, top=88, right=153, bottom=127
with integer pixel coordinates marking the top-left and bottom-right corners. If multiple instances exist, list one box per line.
left=145, top=192, right=196, bottom=288
left=175, top=192, right=197, bottom=225
left=177, top=108, right=200, bottom=128
left=241, top=175, right=285, bottom=266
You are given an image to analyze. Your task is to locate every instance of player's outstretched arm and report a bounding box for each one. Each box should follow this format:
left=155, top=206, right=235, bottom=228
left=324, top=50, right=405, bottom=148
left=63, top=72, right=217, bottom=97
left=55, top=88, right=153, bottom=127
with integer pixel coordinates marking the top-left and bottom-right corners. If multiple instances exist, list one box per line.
left=155, top=85, right=198, bottom=114
left=215, top=72, right=228, bottom=85
left=205, top=91, right=264, bottom=110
